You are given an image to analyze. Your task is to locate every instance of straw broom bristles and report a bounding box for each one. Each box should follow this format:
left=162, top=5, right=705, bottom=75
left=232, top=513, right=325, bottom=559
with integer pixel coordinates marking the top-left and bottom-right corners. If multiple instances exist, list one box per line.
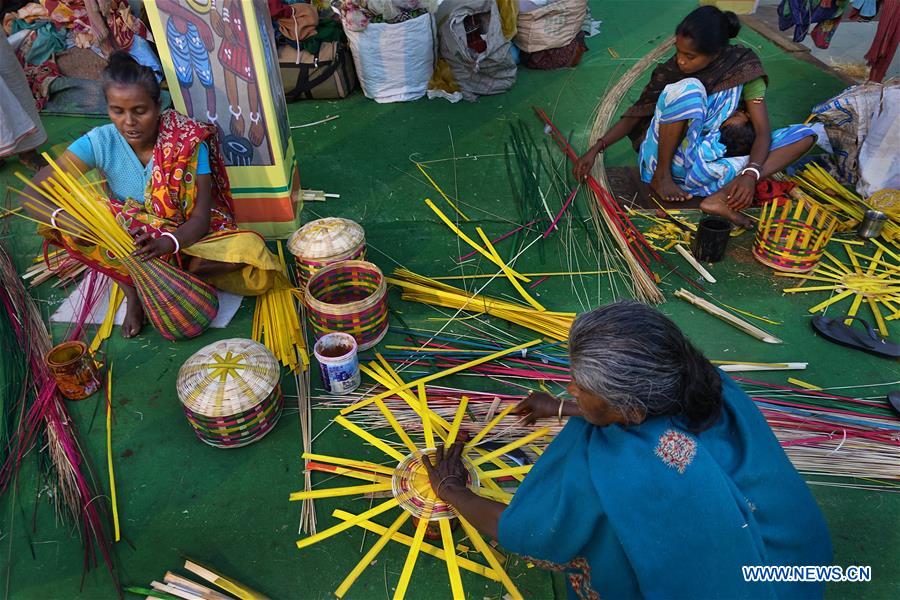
left=389, top=268, right=575, bottom=341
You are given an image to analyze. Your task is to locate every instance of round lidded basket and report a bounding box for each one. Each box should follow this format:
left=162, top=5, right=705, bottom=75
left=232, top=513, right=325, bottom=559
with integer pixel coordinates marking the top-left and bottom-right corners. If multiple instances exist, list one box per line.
left=303, top=260, right=388, bottom=352
left=287, top=217, right=366, bottom=287
left=752, top=196, right=838, bottom=273
left=867, top=189, right=899, bottom=219
left=176, top=338, right=283, bottom=448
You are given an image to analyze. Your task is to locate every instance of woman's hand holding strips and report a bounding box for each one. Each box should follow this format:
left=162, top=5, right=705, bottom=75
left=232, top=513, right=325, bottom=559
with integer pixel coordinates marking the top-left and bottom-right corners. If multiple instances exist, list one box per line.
left=133, top=229, right=177, bottom=260
left=423, top=442, right=469, bottom=501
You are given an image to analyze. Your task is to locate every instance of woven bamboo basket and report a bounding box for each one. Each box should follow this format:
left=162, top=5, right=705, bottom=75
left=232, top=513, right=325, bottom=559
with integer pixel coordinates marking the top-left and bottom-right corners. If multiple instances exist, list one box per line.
left=393, top=449, right=478, bottom=521
left=287, top=217, right=366, bottom=287
left=753, top=196, right=838, bottom=273
left=121, top=255, right=219, bottom=341
left=176, top=338, right=283, bottom=448
left=304, top=260, right=388, bottom=351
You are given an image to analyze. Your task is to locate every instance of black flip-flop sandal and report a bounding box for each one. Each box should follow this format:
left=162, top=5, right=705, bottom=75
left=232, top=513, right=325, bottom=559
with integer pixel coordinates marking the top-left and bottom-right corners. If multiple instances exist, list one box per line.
left=888, top=392, right=900, bottom=416
left=811, top=315, right=900, bottom=359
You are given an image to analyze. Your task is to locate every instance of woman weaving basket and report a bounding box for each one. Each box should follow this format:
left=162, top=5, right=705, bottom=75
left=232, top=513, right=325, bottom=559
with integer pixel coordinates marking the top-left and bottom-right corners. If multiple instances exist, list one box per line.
left=24, top=52, right=282, bottom=338
left=424, top=302, right=832, bottom=599
left=574, top=6, right=818, bottom=229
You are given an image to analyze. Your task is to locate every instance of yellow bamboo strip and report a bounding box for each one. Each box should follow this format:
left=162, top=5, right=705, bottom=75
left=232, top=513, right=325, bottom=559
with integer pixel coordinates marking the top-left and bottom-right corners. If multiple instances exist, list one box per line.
left=475, top=486, right=514, bottom=503
left=90, top=283, right=123, bottom=353
left=418, top=383, right=435, bottom=449
left=716, top=301, right=782, bottom=325
left=439, top=519, right=465, bottom=599
left=301, top=452, right=395, bottom=476
left=476, top=226, right=545, bottom=311
left=182, top=560, right=269, bottom=600
left=374, top=398, right=419, bottom=453
left=296, top=497, right=399, bottom=549
left=359, top=363, right=450, bottom=439
left=416, top=163, right=470, bottom=221
left=822, top=251, right=854, bottom=274
left=306, top=464, right=392, bottom=484
left=783, top=284, right=845, bottom=293
left=331, top=510, right=501, bottom=580
left=106, top=366, right=120, bottom=542
left=341, top=339, right=541, bottom=415
left=335, top=512, right=411, bottom=598
left=471, top=428, right=549, bottom=467
left=393, top=503, right=433, bottom=599
left=867, top=296, right=889, bottom=337
left=870, top=238, right=900, bottom=263
left=786, top=378, right=822, bottom=391
left=467, top=404, right=517, bottom=447
left=425, top=199, right=529, bottom=282
left=471, top=455, right=520, bottom=490
left=432, top=270, right=612, bottom=281
left=289, top=482, right=393, bottom=501
left=808, top=289, right=856, bottom=313
left=334, top=416, right=406, bottom=462
left=478, top=465, right=533, bottom=480
left=390, top=269, right=575, bottom=340
left=447, top=396, right=469, bottom=444
left=457, top=516, right=523, bottom=600
left=13, top=188, right=106, bottom=245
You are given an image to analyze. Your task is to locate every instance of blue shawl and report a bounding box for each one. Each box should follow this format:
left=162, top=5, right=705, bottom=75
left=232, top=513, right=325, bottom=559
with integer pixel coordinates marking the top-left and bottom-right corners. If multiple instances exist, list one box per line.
left=498, top=373, right=832, bottom=599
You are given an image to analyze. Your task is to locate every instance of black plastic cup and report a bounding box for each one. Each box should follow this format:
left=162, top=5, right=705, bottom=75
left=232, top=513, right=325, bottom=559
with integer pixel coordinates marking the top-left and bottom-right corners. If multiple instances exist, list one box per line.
left=692, top=217, right=732, bottom=263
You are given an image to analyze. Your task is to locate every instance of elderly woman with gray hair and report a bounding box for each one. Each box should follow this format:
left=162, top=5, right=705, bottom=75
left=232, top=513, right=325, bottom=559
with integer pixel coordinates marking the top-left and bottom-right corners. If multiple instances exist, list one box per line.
left=424, top=302, right=832, bottom=599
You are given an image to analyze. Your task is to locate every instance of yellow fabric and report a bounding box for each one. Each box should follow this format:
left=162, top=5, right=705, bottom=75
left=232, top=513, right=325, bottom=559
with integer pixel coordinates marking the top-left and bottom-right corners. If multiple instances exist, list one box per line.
left=428, top=58, right=460, bottom=93
left=182, top=232, right=287, bottom=296
left=496, top=0, right=518, bottom=39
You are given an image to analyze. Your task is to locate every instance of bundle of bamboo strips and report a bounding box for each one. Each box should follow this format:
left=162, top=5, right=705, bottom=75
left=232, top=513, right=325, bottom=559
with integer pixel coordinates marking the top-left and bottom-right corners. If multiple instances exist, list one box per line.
left=536, top=108, right=665, bottom=303
left=321, top=377, right=900, bottom=490
left=738, top=378, right=900, bottom=489
left=21, top=249, right=87, bottom=288
left=0, top=243, right=118, bottom=587
left=15, top=157, right=137, bottom=257
left=580, top=38, right=677, bottom=304
left=389, top=268, right=575, bottom=341
left=790, top=163, right=900, bottom=241
left=253, top=242, right=308, bottom=372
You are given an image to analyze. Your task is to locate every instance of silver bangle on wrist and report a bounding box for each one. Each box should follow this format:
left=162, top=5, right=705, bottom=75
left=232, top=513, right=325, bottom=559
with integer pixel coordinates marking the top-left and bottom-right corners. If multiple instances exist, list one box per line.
left=50, top=208, right=64, bottom=229
left=160, top=231, right=180, bottom=254
left=740, top=166, right=761, bottom=181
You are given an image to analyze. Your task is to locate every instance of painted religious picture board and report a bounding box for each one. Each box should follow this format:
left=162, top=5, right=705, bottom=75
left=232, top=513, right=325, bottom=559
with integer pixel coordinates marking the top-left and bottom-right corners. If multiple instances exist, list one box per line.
left=144, top=0, right=301, bottom=238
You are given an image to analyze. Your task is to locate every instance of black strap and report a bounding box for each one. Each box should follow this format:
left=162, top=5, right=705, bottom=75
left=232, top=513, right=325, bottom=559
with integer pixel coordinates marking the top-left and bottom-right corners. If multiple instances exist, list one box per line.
left=281, top=45, right=347, bottom=100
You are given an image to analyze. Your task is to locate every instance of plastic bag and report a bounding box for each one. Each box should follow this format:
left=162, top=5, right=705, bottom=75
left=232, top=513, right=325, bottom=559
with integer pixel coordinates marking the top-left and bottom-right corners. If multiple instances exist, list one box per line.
left=345, top=13, right=436, bottom=103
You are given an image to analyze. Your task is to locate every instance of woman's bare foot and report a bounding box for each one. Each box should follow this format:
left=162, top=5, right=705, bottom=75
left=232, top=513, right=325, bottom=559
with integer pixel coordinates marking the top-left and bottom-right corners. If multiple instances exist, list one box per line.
left=650, top=171, right=692, bottom=202
left=700, top=192, right=755, bottom=229
left=121, top=285, right=144, bottom=338
left=18, top=150, right=47, bottom=171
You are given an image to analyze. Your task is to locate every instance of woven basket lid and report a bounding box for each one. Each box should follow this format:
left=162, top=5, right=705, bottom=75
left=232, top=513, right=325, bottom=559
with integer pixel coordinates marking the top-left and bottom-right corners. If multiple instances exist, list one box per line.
left=288, top=217, right=365, bottom=260
left=177, top=338, right=280, bottom=418
left=868, top=189, right=899, bottom=218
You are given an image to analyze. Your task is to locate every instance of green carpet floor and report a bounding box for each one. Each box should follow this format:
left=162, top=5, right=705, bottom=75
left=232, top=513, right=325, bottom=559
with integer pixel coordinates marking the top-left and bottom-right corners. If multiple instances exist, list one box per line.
left=2, top=1, right=898, bottom=598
